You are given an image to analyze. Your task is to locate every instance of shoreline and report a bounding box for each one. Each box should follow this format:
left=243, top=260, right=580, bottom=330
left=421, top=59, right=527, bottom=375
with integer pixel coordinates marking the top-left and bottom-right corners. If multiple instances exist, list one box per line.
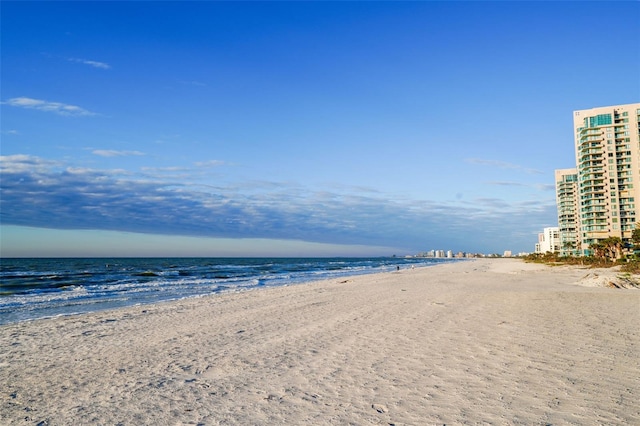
left=1, top=258, right=638, bottom=424
left=0, top=257, right=457, bottom=326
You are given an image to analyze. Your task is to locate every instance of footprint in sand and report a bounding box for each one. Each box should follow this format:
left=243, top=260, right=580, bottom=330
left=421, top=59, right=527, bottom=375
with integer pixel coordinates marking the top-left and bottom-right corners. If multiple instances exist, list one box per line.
left=372, top=403, right=388, bottom=413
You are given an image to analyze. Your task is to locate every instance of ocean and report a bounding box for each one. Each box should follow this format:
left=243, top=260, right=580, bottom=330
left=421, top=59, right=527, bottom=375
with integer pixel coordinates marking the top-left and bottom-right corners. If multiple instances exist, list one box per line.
left=0, top=257, right=456, bottom=325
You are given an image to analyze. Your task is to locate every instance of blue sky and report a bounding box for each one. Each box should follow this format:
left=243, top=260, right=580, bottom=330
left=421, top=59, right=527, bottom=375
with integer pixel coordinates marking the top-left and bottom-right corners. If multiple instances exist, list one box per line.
left=1, top=1, right=639, bottom=257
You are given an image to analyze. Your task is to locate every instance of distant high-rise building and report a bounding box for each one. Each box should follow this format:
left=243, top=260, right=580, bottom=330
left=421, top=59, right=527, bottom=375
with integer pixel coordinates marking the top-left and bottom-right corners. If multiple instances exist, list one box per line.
left=535, top=227, right=560, bottom=254
left=555, top=168, right=579, bottom=255
left=563, top=103, right=640, bottom=255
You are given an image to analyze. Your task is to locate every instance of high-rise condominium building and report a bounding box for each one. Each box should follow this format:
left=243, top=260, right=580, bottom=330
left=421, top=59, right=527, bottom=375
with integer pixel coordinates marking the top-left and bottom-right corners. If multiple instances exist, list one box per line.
left=555, top=168, right=578, bottom=255
left=569, top=103, right=640, bottom=255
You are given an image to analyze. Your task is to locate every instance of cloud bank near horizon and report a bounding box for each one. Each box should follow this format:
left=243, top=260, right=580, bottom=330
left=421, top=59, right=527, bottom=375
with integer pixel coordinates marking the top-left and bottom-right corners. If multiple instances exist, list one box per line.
left=0, top=155, right=556, bottom=253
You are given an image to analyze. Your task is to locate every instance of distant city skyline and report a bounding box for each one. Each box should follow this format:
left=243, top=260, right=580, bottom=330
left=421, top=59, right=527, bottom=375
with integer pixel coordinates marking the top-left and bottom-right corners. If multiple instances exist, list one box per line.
left=1, top=2, right=639, bottom=257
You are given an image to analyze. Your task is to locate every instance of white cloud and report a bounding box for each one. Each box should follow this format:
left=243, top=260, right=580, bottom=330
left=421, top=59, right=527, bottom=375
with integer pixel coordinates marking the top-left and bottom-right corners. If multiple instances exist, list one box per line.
left=0, top=154, right=62, bottom=173
left=3, top=97, right=96, bottom=116
left=68, top=57, right=111, bottom=69
left=536, top=183, right=556, bottom=191
left=0, top=154, right=558, bottom=253
left=486, top=181, right=528, bottom=187
left=92, top=149, right=145, bottom=157
left=195, top=160, right=225, bottom=168
left=465, top=158, right=544, bottom=175
left=141, top=166, right=189, bottom=172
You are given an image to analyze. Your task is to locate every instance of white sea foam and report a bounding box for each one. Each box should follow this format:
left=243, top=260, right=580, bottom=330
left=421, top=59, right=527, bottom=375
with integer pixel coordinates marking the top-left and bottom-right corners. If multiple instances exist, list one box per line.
left=0, top=257, right=457, bottom=325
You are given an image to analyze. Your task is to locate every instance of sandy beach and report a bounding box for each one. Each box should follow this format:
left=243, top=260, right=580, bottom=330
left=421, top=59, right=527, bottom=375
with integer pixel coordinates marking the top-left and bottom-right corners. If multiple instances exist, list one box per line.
left=1, top=258, right=638, bottom=425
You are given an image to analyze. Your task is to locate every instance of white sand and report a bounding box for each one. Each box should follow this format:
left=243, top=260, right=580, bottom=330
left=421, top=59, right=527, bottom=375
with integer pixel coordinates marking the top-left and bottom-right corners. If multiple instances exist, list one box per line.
left=1, top=258, right=638, bottom=425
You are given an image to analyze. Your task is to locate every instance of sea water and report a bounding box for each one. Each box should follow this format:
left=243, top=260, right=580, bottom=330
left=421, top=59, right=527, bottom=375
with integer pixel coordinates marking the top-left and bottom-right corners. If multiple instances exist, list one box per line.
left=0, top=257, right=455, bottom=325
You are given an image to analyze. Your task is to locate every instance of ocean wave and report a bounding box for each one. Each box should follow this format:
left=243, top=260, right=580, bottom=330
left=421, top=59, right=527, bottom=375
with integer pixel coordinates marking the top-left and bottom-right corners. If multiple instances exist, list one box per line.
left=0, top=257, right=459, bottom=324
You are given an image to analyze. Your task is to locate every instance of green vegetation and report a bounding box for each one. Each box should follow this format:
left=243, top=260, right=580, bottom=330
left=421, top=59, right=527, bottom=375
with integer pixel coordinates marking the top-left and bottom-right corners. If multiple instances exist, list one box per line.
left=524, top=237, right=640, bottom=273
left=620, top=261, right=640, bottom=274
left=523, top=251, right=617, bottom=268
left=525, top=224, right=640, bottom=275
left=524, top=251, right=640, bottom=275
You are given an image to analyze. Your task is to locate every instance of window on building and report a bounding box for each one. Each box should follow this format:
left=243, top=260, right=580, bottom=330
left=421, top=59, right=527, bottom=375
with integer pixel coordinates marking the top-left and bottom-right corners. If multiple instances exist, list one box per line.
left=589, top=114, right=612, bottom=127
